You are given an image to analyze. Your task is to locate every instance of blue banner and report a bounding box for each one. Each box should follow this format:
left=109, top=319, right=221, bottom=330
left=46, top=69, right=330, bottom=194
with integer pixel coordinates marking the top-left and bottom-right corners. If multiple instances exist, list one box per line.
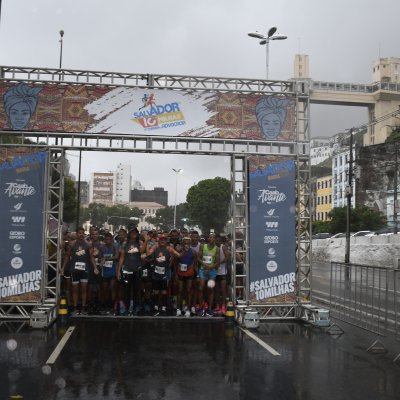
left=248, top=158, right=296, bottom=303
left=0, top=151, right=47, bottom=302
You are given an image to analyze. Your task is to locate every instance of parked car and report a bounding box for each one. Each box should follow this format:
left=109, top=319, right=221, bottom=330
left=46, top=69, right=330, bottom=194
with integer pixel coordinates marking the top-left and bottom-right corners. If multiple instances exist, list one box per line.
left=351, top=230, right=374, bottom=237
left=331, top=232, right=346, bottom=239
left=375, top=227, right=398, bottom=236
left=312, top=232, right=331, bottom=239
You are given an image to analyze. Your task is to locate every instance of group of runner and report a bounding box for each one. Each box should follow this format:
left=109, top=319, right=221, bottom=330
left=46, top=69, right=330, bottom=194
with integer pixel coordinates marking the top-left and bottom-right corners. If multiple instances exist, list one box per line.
left=61, top=225, right=232, bottom=317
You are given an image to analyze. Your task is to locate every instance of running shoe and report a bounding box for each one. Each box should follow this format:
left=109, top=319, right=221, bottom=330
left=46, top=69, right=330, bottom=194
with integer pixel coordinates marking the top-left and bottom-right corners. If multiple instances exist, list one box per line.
left=113, top=302, right=119, bottom=316
left=153, top=305, right=160, bottom=316
left=184, top=310, right=191, bottom=318
left=161, top=306, right=167, bottom=316
left=214, top=304, right=221, bottom=313
left=190, top=306, right=196, bottom=316
left=221, top=304, right=227, bottom=315
left=128, top=303, right=134, bottom=316
left=195, top=304, right=200, bottom=315
left=144, top=304, right=151, bottom=315
left=176, top=308, right=182, bottom=317
left=198, top=307, right=205, bottom=317
left=203, top=302, right=209, bottom=311
left=206, top=309, right=214, bottom=317
left=120, top=302, right=126, bottom=316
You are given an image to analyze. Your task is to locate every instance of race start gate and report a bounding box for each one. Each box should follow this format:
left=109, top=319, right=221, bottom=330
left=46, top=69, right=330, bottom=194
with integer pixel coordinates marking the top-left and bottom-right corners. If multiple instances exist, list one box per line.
left=0, top=66, right=312, bottom=327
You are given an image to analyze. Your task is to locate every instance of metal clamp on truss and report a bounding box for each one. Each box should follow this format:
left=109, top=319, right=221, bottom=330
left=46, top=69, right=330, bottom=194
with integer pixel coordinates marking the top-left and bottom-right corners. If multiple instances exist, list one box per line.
left=300, top=304, right=330, bottom=327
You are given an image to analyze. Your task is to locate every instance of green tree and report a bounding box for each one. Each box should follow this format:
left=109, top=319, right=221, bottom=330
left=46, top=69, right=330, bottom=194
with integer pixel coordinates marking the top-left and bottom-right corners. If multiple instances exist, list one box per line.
left=186, top=177, right=230, bottom=233
left=385, top=126, right=400, bottom=143
left=328, top=206, right=386, bottom=234
left=146, top=203, right=188, bottom=232
left=312, top=220, right=331, bottom=234
left=63, top=177, right=77, bottom=223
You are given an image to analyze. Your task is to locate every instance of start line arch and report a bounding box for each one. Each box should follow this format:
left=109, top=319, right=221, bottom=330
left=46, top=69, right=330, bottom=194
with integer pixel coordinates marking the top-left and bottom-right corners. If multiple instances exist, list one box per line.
left=0, top=66, right=312, bottom=327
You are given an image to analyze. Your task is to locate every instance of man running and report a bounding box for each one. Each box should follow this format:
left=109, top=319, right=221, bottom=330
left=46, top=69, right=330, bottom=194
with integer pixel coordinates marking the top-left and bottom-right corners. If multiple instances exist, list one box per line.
left=197, top=232, right=220, bottom=317
left=61, top=227, right=97, bottom=315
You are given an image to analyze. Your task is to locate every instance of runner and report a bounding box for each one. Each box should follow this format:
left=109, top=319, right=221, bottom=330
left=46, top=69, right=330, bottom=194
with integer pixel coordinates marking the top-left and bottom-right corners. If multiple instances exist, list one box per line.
left=148, top=234, right=180, bottom=316
left=141, top=229, right=158, bottom=315
left=175, top=236, right=198, bottom=317
left=61, top=227, right=97, bottom=315
left=88, top=227, right=104, bottom=314
left=101, top=232, right=119, bottom=314
left=190, top=230, right=202, bottom=316
left=114, top=228, right=127, bottom=315
left=215, top=234, right=231, bottom=315
left=117, top=227, right=146, bottom=316
left=197, top=232, right=220, bottom=317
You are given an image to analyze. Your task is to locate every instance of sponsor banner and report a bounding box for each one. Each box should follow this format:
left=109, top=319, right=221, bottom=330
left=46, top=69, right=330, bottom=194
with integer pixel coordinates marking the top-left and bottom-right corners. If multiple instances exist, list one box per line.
left=0, top=82, right=296, bottom=141
left=248, top=156, right=296, bottom=304
left=0, top=150, right=46, bottom=302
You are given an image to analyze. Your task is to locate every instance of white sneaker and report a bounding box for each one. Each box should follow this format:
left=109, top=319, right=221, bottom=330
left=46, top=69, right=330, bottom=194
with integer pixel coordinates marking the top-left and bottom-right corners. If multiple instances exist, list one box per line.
left=190, top=306, right=196, bottom=315
left=176, top=308, right=182, bottom=317
left=185, top=310, right=191, bottom=318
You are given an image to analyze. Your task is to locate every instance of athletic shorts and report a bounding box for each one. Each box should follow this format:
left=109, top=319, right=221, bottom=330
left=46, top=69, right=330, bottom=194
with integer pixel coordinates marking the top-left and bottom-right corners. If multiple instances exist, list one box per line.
left=216, top=274, right=227, bottom=282
left=71, top=269, right=89, bottom=284
left=199, top=268, right=217, bottom=280
left=152, top=279, right=168, bottom=291
left=178, top=274, right=194, bottom=282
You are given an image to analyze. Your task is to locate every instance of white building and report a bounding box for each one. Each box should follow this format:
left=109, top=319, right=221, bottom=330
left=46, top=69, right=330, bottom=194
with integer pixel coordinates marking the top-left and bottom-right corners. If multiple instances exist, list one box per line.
left=115, top=163, right=131, bottom=203
left=332, top=149, right=356, bottom=208
left=310, top=136, right=331, bottom=166
left=89, top=172, right=116, bottom=204
left=129, top=201, right=165, bottom=231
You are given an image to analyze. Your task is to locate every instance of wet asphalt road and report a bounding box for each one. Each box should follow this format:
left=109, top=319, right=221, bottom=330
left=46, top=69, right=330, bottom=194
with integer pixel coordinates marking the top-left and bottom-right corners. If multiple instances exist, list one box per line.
left=1, top=317, right=400, bottom=400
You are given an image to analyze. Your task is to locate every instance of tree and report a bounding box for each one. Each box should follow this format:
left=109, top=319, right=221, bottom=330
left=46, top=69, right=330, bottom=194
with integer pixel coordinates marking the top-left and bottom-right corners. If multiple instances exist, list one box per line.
left=328, top=206, right=386, bottom=234
left=186, top=177, right=230, bottom=233
left=385, top=126, right=400, bottom=143
left=63, top=177, right=77, bottom=223
left=146, top=203, right=188, bottom=232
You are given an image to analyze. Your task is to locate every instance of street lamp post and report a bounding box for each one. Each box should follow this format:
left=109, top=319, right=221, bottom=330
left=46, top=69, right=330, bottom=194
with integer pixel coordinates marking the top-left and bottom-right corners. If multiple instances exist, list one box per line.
left=59, top=30, right=64, bottom=69
left=172, top=168, right=183, bottom=228
left=248, top=27, right=287, bottom=80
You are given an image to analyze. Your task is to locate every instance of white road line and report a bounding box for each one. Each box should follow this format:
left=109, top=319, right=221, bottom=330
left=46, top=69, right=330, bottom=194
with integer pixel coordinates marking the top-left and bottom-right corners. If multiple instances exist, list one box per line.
left=239, top=327, right=280, bottom=356
left=46, top=326, right=75, bottom=365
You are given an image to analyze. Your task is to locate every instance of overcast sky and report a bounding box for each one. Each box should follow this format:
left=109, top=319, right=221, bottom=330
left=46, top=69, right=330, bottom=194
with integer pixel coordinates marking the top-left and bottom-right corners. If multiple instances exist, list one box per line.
left=1, top=0, right=399, bottom=204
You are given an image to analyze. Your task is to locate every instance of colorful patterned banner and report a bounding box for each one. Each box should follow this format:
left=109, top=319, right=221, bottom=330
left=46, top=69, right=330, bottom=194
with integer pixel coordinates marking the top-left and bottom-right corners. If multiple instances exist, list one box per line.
left=0, top=82, right=296, bottom=141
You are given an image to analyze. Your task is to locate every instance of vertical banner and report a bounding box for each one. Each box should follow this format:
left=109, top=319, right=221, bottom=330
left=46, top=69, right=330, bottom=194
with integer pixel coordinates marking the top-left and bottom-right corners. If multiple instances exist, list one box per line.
left=248, top=156, right=296, bottom=304
left=0, top=150, right=47, bottom=302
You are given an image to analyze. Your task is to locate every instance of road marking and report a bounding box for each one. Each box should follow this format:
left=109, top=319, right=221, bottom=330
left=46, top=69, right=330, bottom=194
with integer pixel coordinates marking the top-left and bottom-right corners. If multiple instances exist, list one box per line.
left=46, top=326, right=75, bottom=365
left=239, top=327, right=280, bottom=356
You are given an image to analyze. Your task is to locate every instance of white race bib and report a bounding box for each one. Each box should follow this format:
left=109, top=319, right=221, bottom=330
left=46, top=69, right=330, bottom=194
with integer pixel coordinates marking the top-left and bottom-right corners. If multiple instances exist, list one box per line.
left=142, top=269, right=148, bottom=277
left=203, top=255, right=212, bottom=264
left=179, top=263, right=188, bottom=272
left=104, top=260, right=113, bottom=268
left=155, top=266, right=165, bottom=275
left=74, top=262, right=86, bottom=271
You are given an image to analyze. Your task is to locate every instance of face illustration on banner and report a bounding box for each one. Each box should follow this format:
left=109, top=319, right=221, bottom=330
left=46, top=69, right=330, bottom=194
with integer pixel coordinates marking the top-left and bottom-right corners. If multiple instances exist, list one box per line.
left=255, top=95, right=289, bottom=140
left=3, top=83, right=42, bottom=130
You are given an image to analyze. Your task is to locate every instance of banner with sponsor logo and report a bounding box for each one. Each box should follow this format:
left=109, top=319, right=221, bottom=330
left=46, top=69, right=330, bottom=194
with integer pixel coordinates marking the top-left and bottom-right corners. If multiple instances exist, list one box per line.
left=0, top=82, right=296, bottom=141
left=248, top=156, right=296, bottom=304
left=0, top=149, right=47, bottom=303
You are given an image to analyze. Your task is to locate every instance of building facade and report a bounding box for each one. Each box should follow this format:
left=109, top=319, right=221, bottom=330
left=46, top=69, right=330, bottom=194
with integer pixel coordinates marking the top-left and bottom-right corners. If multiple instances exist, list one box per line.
left=315, top=175, right=333, bottom=221
left=89, top=172, right=116, bottom=204
left=310, top=136, right=331, bottom=166
left=130, top=187, right=168, bottom=207
left=129, top=201, right=165, bottom=231
left=115, top=163, right=131, bottom=203
left=332, top=149, right=356, bottom=209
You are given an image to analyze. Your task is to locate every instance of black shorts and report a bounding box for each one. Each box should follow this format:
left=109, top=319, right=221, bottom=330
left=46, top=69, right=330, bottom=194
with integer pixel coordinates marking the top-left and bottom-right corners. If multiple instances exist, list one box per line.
left=152, top=279, right=168, bottom=291
left=71, top=269, right=89, bottom=284
left=178, top=274, right=194, bottom=282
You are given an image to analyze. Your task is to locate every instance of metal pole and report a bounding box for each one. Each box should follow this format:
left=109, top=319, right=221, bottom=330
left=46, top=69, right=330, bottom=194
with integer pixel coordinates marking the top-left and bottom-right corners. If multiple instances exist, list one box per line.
left=76, top=150, right=82, bottom=228
left=265, top=38, right=270, bottom=80
left=173, top=172, right=178, bottom=228
left=59, top=30, right=64, bottom=69
left=345, top=129, right=354, bottom=264
left=394, top=145, right=398, bottom=234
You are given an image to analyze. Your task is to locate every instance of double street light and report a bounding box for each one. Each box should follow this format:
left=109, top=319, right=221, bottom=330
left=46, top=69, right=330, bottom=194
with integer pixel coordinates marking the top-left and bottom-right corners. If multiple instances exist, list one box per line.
left=248, top=27, right=287, bottom=80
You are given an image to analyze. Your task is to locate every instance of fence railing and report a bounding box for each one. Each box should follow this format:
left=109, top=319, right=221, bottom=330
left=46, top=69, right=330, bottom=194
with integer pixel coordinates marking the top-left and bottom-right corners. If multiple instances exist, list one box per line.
left=330, top=262, right=400, bottom=340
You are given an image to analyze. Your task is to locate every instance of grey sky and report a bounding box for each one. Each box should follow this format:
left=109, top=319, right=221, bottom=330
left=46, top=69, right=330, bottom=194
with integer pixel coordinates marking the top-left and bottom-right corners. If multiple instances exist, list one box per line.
left=0, top=0, right=399, bottom=204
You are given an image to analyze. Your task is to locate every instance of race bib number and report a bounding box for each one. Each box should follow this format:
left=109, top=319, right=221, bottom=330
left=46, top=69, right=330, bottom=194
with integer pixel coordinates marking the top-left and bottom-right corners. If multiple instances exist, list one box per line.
left=155, top=266, right=165, bottom=275
left=156, top=256, right=166, bottom=263
left=203, top=255, right=212, bottom=264
left=104, top=260, right=113, bottom=268
left=179, top=263, right=188, bottom=272
left=142, top=269, right=148, bottom=277
left=74, top=262, right=86, bottom=271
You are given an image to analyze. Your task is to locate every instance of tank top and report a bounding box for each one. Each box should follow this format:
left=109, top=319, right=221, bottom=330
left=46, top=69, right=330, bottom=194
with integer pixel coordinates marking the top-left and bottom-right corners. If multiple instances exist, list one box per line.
left=123, top=240, right=142, bottom=272
left=201, top=244, right=217, bottom=270
left=177, top=248, right=195, bottom=277
left=70, top=240, right=91, bottom=273
left=102, top=244, right=117, bottom=278
left=152, top=246, right=170, bottom=280
left=217, top=245, right=227, bottom=275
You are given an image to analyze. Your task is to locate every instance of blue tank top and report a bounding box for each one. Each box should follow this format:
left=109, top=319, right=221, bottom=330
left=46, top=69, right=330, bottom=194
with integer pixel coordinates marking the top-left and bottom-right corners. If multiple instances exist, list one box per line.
left=102, top=244, right=116, bottom=278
